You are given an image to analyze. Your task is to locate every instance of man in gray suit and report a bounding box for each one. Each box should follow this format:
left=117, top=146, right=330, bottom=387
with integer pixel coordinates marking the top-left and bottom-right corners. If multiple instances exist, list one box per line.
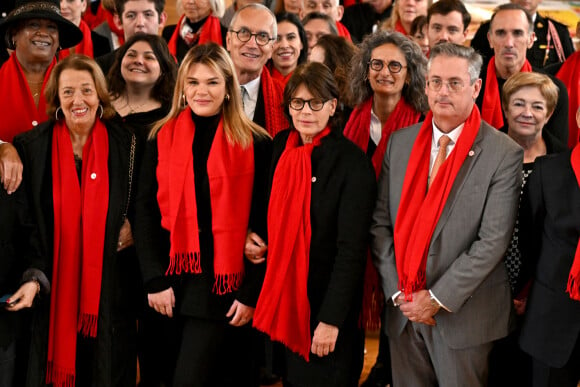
left=371, top=43, right=523, bottom=387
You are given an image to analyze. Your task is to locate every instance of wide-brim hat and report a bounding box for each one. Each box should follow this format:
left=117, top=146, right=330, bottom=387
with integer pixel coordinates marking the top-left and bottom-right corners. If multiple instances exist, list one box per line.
left=0, top=0, right=83, bottom=50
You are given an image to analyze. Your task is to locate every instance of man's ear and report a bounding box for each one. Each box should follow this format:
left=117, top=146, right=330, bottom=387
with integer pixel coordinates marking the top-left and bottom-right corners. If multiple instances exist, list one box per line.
left=113, top=13, right=123, bottom=31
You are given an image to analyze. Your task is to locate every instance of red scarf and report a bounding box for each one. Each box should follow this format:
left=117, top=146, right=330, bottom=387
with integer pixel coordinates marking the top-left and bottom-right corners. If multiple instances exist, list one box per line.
left=260, top=68, right=288, bottom=137
left=0, top=54, right=53, bottom=142
left=269, top=66, right=292, bottom=88
left=105, top=11, right=125, bottom=47
left=482, top=57, right=532, bottom=129
left=343, top=96, right=419, bottom=329
left=167, top=14, right=223, bottom=57
left=254, top=127, right=331, bottom=361
left=556, top=52, right=580, bottom=149
left=59, top=20, right=94, bottom=59
left=156, top=110, right=254, bottom=293
left=394, top=107, right=481, bottom=299
left=47, top=119, right=109, bottom=386
left=82, top=3, right=110, bottom=30
left=567, top=143, right=580, bottom=300
left=335, top=21, right=352, bottom=42
left=395, top=20, right=408, bottom=35
left=344, top=97, right=420, bottom=178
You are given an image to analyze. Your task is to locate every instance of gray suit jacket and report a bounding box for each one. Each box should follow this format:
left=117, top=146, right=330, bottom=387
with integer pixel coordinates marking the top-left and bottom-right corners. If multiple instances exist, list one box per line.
left=371, top=117, right=523, bottom=350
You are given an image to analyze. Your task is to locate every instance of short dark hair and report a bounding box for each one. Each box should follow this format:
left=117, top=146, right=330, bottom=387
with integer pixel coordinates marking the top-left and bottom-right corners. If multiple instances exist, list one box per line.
left=276, top=12, right=308, bottom=65
left=108, top=34, right=177, bottom=106
left=410, top=15, right=428, bottom=37
left=284, top=62, right=341, bottom=131
left=489, top=3, right=533, bottom=33
left=427, top=0, right=471, bottom=31
left=301, top=12, right=338, bottom=35
left=115, top=0, right=165, bottom=20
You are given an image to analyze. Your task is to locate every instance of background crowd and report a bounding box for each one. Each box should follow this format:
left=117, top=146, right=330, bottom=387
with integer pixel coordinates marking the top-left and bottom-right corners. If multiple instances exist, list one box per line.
left=0, top=0, right=580, bottom=386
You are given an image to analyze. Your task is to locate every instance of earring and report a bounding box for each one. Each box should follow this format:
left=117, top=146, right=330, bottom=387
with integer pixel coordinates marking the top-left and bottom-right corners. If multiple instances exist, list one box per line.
left=182, top=94, right=187, bottom=107
left=225, top=94, right=230, bottom=101
left=55, top=106, right=62, bottom=120
left=98, top=105, right=104, bottom=119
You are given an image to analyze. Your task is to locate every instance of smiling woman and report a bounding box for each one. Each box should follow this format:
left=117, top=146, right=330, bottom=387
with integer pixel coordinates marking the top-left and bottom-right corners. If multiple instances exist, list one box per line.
left=268, top=12, right=306, bottom=86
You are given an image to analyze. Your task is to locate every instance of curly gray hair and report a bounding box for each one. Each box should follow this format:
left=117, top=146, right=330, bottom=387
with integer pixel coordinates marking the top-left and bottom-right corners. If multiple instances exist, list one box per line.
left=349, top=31, right=428, bottom=113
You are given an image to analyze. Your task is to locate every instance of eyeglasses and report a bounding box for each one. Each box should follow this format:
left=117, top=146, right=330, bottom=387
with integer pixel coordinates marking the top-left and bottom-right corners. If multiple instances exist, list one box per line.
left=229, top=28, right=275, bottom=46
left=289, top=98, right=328, bottom=111
left=427, top=78, right=466, bottom=93
left=368, top=59, right=406, bottom=73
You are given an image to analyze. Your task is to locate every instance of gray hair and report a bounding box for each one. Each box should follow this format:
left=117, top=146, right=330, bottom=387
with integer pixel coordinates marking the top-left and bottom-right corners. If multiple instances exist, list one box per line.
left=428, top=43, right=482, bottom=84
left=349, top=30, right=428, bottom=113
left=229, top=3, right=277, bottom=38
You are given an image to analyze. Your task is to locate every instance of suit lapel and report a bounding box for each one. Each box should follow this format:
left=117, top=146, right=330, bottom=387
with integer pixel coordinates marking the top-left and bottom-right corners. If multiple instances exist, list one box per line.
left=430, top=125, right=484, bottom=243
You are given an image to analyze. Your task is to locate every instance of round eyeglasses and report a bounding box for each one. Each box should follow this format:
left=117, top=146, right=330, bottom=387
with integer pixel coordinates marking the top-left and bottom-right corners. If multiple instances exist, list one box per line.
left=427, top=78, right=466, bottom=93
left=368, top=59, right=406, bottom=73
left=289, top=98, right=328, bottom=111
left=229, top=27, right=275, bottom=46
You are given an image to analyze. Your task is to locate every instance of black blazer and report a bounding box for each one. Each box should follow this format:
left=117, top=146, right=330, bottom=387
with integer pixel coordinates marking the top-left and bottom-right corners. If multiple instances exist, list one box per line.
left=519, top=150, right=580, bottom=368
left=269, top=129, right=376, bottom=330
left=13, top=120, right=141, bottom=387
left=471, top=13, right=575, bottom=68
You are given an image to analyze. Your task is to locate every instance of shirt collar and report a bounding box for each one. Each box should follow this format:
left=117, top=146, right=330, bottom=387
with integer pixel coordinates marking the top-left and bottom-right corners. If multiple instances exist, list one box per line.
left=432, top=120, right=464, bottom=147
left=242, top=76, right=261, bottom=101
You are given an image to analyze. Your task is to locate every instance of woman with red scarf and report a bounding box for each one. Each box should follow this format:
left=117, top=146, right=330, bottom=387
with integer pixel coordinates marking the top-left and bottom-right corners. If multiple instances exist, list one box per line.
left=343, top=30, right=427, bottom=387
left=59, top=0, right=112, bottom=59
left=162, top=0, right=226, bottom=64
left=252, top=62, right=376, bottom=386
left=380, top=0, right=428, bottom=35
left=7, top=55, right=140, bottom=386
left=268, top=12, right=306, bottom=87
left=134, top=42, right=271, bottom=386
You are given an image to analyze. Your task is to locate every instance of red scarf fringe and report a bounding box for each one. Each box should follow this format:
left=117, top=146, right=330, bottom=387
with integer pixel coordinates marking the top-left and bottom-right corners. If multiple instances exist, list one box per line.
left=0, top=54, right=53, bottom=142
left=394, top=108, right=481, bottom=299
left=254, top=128, right=331, bottom=361
left=567, top=144, right=580, bottom=300
left=556, top=52, right=580, bottom=148
left=167, top=14, right=223, bottom=57
left=59, top=20, right=94, bottom=59
left=261, top=68, right=288, bottom=137
left=482, top=57, right=532, bottom=129
left=47, top=119, right=109, bottom=386
left=156, top=110, right=254, bottom=294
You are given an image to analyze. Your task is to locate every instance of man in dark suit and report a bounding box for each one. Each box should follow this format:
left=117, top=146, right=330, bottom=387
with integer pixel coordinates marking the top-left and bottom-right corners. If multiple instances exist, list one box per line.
left=371, top=43, right=522, bottom=386
left=471, top=0, right=574, bottom=68
left=226, top=3, right=286, bottom=136
left=518, top=110, right=580, bottom=387
left=476, top=4, right=568, bottom=148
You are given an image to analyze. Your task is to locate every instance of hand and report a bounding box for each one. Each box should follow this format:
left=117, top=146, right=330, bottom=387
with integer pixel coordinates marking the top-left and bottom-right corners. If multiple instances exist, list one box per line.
left=148, top=288, right=175, bottom=318
left=0, top=143, right=23, bottom=194
left=311, top=322, right=339, bottom=357
left=399, top=290, right=438, bottom=326
left=226, top=299, right=254, bottom=326
left=5, top=281, right=39, bottom=311
left=117, top=219, right=134, bottom=252
left=513, top=298, right=527, bottom=316
left=244, top=232, right=267, bottom=264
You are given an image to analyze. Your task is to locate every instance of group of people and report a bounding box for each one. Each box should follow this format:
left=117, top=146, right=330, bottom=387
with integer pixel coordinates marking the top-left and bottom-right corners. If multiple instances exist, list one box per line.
left=0, top=0, right=580, bottom=386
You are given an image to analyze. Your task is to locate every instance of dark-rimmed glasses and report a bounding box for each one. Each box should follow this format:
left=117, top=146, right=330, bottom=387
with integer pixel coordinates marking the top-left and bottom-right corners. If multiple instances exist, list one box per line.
left=427, top=78, right=465, bottom=93
left=289, top=98, right=328, bottom=111
left=229, top=27, right=275, bottom=46
left=368, top=59, right=406, bottom=73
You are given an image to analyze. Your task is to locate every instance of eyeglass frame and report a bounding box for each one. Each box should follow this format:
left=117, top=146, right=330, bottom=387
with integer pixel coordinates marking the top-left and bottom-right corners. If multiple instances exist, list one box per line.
left=426, top=78, right=470, bottom=93
left=289, top=97, right=330, bottom=111
left=368, top=59, right=407, bottom=73
left=229, top=27, right=276, bottom=46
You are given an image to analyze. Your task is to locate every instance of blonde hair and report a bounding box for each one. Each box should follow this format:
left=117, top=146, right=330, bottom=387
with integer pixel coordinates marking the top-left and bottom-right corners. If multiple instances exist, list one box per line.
left=381, top=0, right=431, bottom=32
left=150, top=43, right=269, bottom=147
left=501, top=72, right=559, bottom=116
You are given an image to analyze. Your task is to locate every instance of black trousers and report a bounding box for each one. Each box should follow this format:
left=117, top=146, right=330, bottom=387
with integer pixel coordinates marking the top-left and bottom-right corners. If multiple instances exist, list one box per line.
left=173, top=316, right=260, bottom=387
left=532, top=334, right=580, bottom=387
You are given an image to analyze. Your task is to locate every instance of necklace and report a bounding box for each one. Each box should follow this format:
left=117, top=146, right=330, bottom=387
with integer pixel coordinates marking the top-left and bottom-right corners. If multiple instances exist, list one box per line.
left=125, top=94, right=151, bottom=114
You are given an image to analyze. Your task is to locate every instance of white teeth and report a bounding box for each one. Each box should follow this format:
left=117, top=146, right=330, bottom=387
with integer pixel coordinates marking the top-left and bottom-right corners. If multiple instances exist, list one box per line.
left=32, top=41, right=50, bottom=46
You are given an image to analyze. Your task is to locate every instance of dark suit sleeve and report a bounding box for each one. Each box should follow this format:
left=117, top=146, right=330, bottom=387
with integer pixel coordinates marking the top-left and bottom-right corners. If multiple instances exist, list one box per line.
left=133, top=138, right=173, bottom=293
left=236, top=136, right=272, bottom=307
left=316, top=148, right=377, bottom=327
left=470, top=21, right=493, bottom=63
left=543, top=76, right=569, bottom=148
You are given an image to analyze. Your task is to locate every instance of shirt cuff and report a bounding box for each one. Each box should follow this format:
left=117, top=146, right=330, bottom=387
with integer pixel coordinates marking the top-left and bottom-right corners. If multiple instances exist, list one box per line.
left=429, top=289, right=451, bottom=312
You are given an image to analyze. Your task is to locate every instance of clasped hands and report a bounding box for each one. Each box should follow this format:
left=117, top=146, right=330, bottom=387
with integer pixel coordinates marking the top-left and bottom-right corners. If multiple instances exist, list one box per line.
left=396, top=289, right=439, bottom=326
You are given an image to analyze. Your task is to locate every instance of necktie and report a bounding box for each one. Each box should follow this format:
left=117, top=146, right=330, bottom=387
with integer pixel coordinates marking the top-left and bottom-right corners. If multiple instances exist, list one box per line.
left=240, top=86, right=247, bottom=108
left=429, top=135, right=451, bottom=188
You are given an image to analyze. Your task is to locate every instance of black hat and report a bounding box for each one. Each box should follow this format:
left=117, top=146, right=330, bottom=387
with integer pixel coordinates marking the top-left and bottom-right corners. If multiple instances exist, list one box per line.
left=0, top=0, right=83, bottom=50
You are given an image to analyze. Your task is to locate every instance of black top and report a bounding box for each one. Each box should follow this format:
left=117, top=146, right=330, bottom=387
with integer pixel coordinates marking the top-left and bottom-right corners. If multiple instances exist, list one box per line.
left=134, top=111, right=272, bottom=320
left=341, top=2, right=392, bottom=43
